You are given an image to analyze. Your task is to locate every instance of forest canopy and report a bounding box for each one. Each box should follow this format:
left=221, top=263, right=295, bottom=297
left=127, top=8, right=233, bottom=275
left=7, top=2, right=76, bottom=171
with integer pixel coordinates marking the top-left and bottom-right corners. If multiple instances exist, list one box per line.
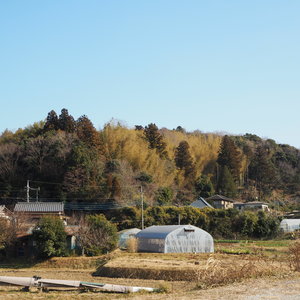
left=0, top=109, right=299, bottom=209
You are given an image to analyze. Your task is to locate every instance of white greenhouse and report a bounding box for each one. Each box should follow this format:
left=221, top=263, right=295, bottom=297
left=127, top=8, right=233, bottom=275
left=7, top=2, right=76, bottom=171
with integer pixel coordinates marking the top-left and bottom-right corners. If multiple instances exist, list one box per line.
left=118, top=228, right=141, bottom=249
left=280, top=219, right=300, bottom=233
left=135, top=225, right=214, bottom=253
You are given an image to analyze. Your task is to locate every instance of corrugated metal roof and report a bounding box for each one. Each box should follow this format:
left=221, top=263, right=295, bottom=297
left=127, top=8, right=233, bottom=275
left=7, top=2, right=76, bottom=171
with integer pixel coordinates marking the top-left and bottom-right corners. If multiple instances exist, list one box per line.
left=190, top=197, right=213, bottom=209
left=136, top=225, right=197, bottom=239
left=14, top=202, right=64, bottom=213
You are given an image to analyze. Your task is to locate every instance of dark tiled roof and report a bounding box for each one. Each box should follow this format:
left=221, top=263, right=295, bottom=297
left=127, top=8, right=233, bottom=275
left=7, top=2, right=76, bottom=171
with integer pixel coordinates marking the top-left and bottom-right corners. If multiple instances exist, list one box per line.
left=14, top=202, right=64, bottom=213
left=64, top=202, right=121, bottom=211
left=190, top=197, right=213, bottom=209
left=207, top=194, right=234, bottom=202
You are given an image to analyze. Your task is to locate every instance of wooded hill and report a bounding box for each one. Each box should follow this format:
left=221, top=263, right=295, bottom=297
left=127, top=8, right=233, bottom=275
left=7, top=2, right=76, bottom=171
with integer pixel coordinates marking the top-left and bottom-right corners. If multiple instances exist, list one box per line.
left=0, top=109, right=299, bottom=210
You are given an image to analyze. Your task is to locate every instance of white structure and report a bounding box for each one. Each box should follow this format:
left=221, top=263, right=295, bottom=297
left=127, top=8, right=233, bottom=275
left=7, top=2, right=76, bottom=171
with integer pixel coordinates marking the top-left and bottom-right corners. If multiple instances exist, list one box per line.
left=280, top=219, right=300, bottom=233
left=118, top=228, right=141, bottom=249
left=234, top=202, right=270, bottom=212
left=136, top=225, right=214, bottom=253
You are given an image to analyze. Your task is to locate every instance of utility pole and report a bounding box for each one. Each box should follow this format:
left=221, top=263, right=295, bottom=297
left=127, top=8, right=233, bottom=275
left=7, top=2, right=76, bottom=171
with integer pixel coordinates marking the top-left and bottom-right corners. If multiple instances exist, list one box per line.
left=25, top=180, right=40, bottom=202
left=35, top=187, right=40, bottom=202
left=140, top=186, right=144, bottom=230
left=178, top=213, right=181, bottom=225
left=26, top=180, right=30, bottom=202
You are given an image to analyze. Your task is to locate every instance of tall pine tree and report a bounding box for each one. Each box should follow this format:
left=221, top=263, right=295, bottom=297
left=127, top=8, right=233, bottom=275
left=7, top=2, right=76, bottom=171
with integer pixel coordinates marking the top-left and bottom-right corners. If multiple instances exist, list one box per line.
left=58, top=108, right=76, bottom=133
left=143, top=123, right=168, bottom=158
left=175, top=140, right=196, bottom=186
left=44, top=110, right=59, bottom=132
left=217, top=135, right=242, bottom=182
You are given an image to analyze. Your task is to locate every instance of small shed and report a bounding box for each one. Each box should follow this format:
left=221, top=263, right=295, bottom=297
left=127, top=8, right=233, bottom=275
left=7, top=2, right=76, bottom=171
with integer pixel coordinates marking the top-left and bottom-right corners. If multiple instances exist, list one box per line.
left=118, top=228, right=141, bottom=249
left=280, top=219, right=300, bottom=233
left=136, top=225, right=214, bottom=253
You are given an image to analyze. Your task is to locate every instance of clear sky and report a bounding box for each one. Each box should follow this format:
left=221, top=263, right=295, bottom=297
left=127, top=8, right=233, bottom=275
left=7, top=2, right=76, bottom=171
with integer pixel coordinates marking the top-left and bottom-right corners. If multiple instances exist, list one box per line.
left=0, top=1, right=299, bottom=148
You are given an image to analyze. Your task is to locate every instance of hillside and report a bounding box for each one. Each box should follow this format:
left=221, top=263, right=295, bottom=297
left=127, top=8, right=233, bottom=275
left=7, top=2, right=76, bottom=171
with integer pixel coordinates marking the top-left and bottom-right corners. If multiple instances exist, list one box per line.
left=0, top=108, right=299, bottom=209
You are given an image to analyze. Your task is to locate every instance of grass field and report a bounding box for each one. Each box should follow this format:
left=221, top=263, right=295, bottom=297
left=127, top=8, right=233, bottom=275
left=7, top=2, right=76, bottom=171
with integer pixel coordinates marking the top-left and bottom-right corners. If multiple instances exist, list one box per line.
left=0, top=239, right=298, bottom=299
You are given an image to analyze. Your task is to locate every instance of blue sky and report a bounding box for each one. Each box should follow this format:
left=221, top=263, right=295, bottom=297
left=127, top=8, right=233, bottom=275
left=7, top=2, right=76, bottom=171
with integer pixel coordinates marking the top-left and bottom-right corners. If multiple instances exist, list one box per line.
left=0, top=1, right=299, bottom=148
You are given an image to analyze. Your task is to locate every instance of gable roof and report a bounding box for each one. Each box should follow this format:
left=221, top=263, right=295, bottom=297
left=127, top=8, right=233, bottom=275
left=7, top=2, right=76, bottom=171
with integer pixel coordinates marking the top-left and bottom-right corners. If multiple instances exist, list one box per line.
left=190, top=197, right=213, bottom=209
left=207, top=194, right=234, bottom=203
left=14, top=202, right=64, bottom=213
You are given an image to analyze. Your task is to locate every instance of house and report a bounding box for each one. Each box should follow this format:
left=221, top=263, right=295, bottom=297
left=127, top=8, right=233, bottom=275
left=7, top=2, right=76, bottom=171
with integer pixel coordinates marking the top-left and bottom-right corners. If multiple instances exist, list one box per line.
left=280, top=219, right=300, bottom=233
left=207, top=194, right=234, bottom=209
left=135, top=225, right=214, bottom=253
left=233, top=201, right=270, bottom=212
left=190, top=197, right=213, bottom=209
left=13, top=202, right=65, bottom=225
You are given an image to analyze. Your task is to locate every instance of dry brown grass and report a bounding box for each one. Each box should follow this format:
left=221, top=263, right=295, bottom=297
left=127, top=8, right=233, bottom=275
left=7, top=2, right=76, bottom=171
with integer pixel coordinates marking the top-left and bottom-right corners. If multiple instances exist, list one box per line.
left=193, top=254, right=286, bottom=289
left=288, top=239, right=300, bottom=271
left=93, top=251, right=290, bottom=286
left=126, top=237, right=138, bottom=253
left=0, top=247, right=298, bottom=300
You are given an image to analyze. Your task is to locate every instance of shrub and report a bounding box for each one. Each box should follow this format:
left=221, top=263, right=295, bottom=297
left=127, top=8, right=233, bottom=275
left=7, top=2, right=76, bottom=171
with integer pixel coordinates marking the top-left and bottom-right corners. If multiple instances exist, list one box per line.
left=32, top=217, right=67, bottom=258
left=77, top=214, right=118, bottom=256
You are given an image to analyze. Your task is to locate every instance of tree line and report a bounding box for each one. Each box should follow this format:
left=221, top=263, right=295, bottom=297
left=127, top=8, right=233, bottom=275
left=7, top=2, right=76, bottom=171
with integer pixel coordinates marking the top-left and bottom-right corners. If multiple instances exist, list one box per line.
left=0, top=108, right=299, bottom=208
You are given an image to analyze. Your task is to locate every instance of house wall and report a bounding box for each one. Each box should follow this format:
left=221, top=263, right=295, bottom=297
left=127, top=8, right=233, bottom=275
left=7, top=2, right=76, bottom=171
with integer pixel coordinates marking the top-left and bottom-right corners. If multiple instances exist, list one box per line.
left=213, top=200, right=233, bottom=209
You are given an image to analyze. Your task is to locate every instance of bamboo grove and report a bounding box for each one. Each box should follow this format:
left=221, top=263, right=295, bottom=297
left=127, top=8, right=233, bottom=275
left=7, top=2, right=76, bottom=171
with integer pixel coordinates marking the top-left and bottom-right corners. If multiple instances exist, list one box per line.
left=0, top=109, right=299, bottom=210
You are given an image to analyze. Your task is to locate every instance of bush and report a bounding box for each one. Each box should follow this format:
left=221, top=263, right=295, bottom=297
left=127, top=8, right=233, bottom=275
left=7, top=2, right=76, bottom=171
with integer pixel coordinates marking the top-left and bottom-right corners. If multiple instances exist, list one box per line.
left=32, top=217, right=67, bottom=258
left=78, top=214, right=118, bottom=256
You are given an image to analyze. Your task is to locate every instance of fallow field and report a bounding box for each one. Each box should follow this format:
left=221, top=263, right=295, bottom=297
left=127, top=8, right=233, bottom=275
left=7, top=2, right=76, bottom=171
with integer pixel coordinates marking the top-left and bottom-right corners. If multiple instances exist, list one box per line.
left=0, top=239, right=299, bottom=299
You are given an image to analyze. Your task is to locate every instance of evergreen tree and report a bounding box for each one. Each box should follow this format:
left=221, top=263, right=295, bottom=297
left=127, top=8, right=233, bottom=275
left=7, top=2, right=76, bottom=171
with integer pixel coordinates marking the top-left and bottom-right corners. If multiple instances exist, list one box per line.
left=135, top=125, right=144, bottom=131
left=175, top=141, right=192, bottom=170
left=217, top=135, right=242, bottom=181
left=143, top=123, right=168, bottom=158
left=44, top=110, right=59, bottom=132
left=76, top=115, right=100, bottom=148
left=249, top=145, right=278, bottom=192
left=155, top=187, right=174, bottom=206
left=195, top=175, right=215, bottom=198
left=175, top=140, right=196, bottom=180
left=217, top=165, right=237, bottom=198
left=58, top=108, right=76, bottom=133
left=32, top=217, right=67, bottom=258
